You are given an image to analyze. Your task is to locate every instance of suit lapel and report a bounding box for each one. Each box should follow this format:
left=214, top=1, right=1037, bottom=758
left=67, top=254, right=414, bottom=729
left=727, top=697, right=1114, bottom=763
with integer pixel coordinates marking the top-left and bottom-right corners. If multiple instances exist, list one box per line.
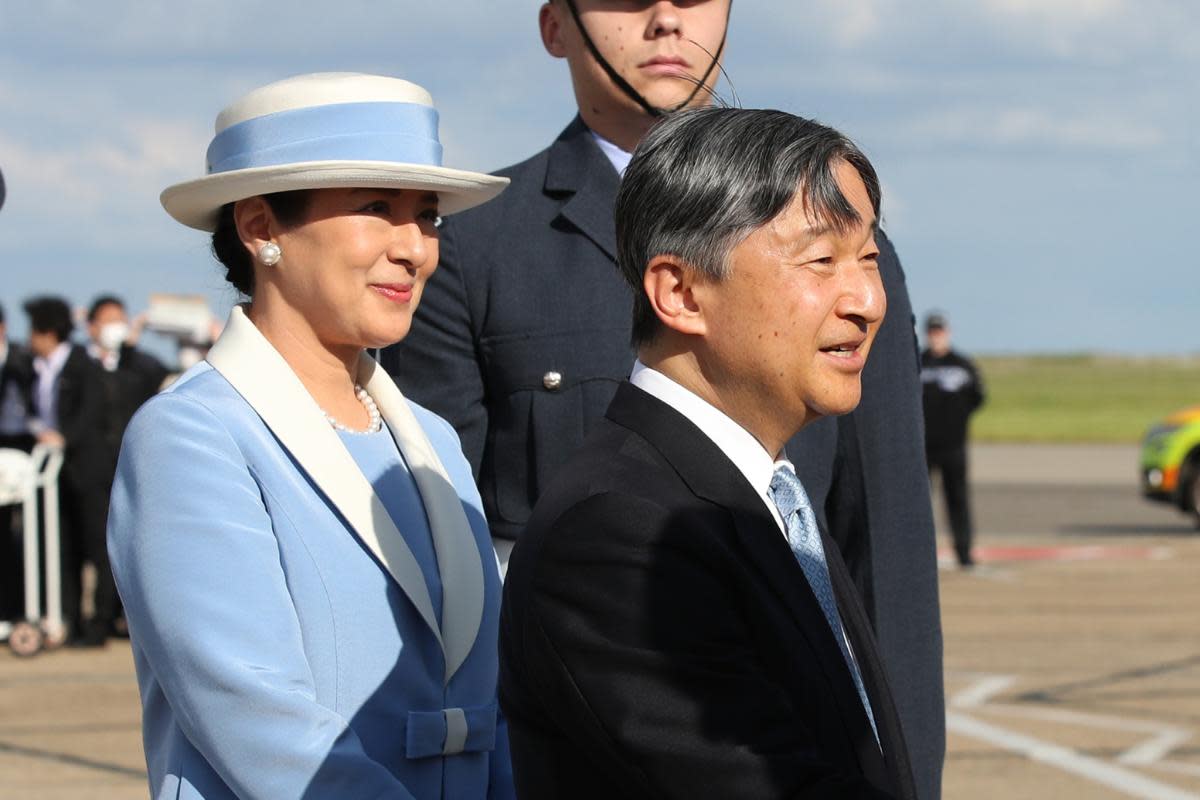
left=207, top=307, right=484, bottom=684
left=358, top=356, right=484, bottom=684
left=545, top=117, right=620, bottom=262
left=605, top=382, right=889, bottom=775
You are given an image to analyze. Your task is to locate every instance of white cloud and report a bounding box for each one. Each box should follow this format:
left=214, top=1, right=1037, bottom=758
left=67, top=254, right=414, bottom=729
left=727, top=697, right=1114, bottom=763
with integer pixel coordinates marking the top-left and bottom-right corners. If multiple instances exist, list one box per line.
left=0, top=116, right=208, bottom=247
left=897, top=105, right=1166, bottom=153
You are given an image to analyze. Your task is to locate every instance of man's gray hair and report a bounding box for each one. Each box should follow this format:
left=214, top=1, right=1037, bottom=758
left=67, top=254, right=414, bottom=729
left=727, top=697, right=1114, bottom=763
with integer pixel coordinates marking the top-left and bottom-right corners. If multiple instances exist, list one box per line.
left=615, top=107, right=882, bottom=346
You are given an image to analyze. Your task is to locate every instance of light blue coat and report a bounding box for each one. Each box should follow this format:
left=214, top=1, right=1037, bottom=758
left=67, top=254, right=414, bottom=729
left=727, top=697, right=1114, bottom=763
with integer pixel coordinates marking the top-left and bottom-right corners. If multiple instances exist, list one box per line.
left=108, top=308, right=514, bottom=799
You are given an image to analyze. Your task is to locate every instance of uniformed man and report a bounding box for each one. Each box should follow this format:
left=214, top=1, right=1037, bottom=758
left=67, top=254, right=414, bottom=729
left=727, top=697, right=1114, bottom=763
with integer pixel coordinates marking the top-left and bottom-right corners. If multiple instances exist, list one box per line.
left=382, top=5, right=946, bottom=796
left=921, top=312, right=985, bottom=567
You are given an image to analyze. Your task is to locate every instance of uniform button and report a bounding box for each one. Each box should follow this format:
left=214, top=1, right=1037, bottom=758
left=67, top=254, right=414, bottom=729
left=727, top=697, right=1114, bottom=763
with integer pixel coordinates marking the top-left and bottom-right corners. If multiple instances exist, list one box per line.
left=542, top=371, right=563, bottom=391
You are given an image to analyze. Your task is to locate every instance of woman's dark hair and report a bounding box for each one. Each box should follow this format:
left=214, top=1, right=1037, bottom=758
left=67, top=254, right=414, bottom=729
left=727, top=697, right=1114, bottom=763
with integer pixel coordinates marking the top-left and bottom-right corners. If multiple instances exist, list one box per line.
left=211, top=190, right=312, bottom=296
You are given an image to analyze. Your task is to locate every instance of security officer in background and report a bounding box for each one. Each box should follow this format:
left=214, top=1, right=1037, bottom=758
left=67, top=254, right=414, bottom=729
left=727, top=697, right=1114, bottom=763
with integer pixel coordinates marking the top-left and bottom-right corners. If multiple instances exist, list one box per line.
left=921, top=312, right=985, bottom=567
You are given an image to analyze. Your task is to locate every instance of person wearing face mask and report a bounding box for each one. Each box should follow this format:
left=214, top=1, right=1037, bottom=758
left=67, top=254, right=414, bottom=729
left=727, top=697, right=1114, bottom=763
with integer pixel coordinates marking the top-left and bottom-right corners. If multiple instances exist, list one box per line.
left=86, top=296, right=169, bottom=455
left=85, top=296, right=169, bottom=638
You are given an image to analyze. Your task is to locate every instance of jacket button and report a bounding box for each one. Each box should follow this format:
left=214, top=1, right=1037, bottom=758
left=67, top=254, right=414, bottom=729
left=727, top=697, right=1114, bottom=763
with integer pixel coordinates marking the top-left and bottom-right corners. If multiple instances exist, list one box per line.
left=542, top=371, right=563, bottom=391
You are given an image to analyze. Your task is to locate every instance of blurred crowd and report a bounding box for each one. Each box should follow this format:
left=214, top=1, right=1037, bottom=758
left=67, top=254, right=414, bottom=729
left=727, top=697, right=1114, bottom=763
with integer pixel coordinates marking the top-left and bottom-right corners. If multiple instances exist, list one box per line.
left=0, top=294, right=210, bottom=647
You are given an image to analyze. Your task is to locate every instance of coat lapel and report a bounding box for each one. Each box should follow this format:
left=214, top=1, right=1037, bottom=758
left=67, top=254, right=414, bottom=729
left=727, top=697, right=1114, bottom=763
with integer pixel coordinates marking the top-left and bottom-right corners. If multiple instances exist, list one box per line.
left=605, top=382, right=889, bottom=775
left=358, top=356, right=483, bottom=684
left=207, top=307, right=483, bottom=684
left=545, top=117, right=620, bottom=262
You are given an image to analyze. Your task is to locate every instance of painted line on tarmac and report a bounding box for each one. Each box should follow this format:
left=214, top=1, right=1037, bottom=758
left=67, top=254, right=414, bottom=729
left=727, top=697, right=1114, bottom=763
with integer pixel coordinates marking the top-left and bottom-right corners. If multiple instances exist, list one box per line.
left=0, top=736, right=147, bottom=780
left=1016, top=655, right=1200, bottom=705
left=951, top=674, right=1015, bottom=708
left=976, top=704, right=1193, bottom=766
left=947, top=711, right=1199, bottom=800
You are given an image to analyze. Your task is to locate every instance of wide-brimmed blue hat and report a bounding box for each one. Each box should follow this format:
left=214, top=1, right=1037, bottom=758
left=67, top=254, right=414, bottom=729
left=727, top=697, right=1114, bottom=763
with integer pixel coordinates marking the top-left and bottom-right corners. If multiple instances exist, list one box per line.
left=161, top=72, right=508, bottom=232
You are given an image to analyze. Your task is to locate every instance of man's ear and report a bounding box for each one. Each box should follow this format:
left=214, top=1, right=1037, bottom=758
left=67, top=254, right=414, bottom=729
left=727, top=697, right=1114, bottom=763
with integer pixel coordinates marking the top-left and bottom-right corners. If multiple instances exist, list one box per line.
left=539, top=2, right=569, bottom=59
left=233, top=196, right=275, bottom=260
left=643, top=255, right=707, bottom=337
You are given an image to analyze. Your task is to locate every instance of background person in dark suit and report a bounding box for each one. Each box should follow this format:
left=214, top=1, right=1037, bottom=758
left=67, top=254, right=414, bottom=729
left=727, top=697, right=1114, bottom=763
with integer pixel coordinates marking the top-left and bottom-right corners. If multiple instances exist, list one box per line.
left=23, top=296, right=114, bottom=646
left=921, top=312, right=985, bottom=567
left=85, top=297, right=168, bottom=481
left=85, top=295, right=168, bottom=635
left=1, top=304, right=36, bottom=623
left=0, top=305, right=35, bottom=452
left=382, top=3, right=944, bottom=795
left=502, top=108, right=914, bottom=799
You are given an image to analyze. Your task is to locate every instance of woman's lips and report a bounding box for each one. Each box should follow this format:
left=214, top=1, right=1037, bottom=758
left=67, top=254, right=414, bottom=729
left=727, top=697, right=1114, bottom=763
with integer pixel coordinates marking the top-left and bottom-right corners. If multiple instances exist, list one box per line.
left=371, top=283, right=414, bottom=303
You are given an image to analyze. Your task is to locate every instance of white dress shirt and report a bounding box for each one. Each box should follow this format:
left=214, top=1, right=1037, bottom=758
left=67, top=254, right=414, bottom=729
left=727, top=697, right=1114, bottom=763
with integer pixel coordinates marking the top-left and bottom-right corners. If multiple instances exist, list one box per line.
left=32, top=340, right=71, bottom=432
left=590, top=130, right=633, bottom=176
left=630, top=362, right=867, bottom=684
left=630, top=360, right=792, bottom=534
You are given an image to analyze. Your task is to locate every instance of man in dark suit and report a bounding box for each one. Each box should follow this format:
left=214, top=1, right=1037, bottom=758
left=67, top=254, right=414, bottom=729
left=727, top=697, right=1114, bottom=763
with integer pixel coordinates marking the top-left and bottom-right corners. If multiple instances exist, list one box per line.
left=502, top=108, right=915, bottom=799
left=0, top=305, right=35, bottom=452
left=383, top=3, right=943, bottom=795
left=85, top=296, right=168, bottom=466
left=85, top=295, right=168, bottom=635
left=24, top=296, right=114, bottom=646
left=0, top=304, right=36, bottom=623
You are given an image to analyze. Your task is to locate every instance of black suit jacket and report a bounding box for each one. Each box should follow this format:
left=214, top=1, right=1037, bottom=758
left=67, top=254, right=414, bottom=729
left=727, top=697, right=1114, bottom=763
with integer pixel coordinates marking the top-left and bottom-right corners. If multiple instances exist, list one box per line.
left=501, top=383, right=916, bottom=799
left=0, top=342, right=35, bottom=451
left=97, top=345, right=168, bottom=462
left=383, top=117, right=944, bottom=798
left=47, top=345, right=111, bottom=491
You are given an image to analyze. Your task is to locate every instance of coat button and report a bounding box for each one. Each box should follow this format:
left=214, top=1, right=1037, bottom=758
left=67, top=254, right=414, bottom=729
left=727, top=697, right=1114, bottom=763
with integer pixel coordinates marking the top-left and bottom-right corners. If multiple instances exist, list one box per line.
left=542, top=371, right=563, bottom=391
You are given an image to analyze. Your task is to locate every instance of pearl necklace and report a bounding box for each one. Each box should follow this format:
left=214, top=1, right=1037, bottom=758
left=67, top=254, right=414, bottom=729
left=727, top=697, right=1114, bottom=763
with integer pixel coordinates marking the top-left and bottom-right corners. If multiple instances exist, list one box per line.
left=322, top=384, right=382, bottom=434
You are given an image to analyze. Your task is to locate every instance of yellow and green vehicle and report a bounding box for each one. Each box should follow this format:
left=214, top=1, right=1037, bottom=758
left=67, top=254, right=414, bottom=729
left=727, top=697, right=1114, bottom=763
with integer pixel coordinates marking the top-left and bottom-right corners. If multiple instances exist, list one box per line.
left=1141, top=404, right=1200, bottom=528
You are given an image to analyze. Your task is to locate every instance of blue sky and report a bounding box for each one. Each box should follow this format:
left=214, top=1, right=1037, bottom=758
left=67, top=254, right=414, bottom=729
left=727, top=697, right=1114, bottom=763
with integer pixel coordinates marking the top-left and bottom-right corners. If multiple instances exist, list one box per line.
left=1, top=1, right=1196, bottom=355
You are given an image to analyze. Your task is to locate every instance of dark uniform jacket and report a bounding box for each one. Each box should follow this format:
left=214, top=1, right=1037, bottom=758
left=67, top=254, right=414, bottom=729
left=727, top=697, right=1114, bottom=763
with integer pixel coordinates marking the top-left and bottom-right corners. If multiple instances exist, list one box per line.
left=920, top=349, right=984, bottom=454
left=383, top=117, right=945, bottom=799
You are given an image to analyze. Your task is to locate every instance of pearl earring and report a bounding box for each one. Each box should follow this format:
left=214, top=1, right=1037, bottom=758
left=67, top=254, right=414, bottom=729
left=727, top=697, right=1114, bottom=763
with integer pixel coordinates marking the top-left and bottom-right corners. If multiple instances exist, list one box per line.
left=258, top=242, right=282, bottom=266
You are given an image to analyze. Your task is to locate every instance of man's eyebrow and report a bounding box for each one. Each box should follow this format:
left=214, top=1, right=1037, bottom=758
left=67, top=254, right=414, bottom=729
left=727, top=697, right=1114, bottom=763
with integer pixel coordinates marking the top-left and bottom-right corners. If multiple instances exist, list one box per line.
left=800, top=216, right=879, bottom=238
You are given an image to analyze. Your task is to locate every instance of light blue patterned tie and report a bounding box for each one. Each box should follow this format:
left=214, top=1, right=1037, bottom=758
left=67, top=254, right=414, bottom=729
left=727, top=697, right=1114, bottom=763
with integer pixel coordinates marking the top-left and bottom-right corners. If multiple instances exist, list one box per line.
left=769, top=466, right=879, bottom=744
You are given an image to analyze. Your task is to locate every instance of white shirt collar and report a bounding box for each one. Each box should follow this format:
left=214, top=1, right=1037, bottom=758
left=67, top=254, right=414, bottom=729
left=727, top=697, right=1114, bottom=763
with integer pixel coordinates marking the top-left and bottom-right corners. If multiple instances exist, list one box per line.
left=34, top=340, right=71, bottom=376
left=589, top=129, right=633, bottom=176
left=630, top=360, right=790, bottom=531
left=87, top=341, right=119, bottom=371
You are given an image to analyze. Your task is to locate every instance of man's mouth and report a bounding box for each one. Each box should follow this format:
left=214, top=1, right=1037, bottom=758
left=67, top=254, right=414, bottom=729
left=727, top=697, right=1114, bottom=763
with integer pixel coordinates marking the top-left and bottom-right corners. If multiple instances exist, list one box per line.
left=820, top=340, right=865, bottom=359
left=639, top=55, right=692, bottom=75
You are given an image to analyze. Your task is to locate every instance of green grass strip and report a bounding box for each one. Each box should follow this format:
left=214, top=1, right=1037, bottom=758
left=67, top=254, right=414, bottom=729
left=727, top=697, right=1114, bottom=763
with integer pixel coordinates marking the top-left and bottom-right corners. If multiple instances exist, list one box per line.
left=969, top=355, right=1200, bottom=443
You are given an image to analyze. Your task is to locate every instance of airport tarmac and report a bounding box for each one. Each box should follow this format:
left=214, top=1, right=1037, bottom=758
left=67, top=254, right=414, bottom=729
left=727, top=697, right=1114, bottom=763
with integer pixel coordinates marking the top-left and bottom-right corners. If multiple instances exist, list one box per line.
left=2, top=443, right=1197, bottom=799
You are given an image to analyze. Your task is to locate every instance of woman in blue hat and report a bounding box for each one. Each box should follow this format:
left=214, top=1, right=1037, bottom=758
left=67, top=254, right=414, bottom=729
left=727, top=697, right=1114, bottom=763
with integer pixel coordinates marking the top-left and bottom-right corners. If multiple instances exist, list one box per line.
left=108, top=72, right=513, bottom=799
